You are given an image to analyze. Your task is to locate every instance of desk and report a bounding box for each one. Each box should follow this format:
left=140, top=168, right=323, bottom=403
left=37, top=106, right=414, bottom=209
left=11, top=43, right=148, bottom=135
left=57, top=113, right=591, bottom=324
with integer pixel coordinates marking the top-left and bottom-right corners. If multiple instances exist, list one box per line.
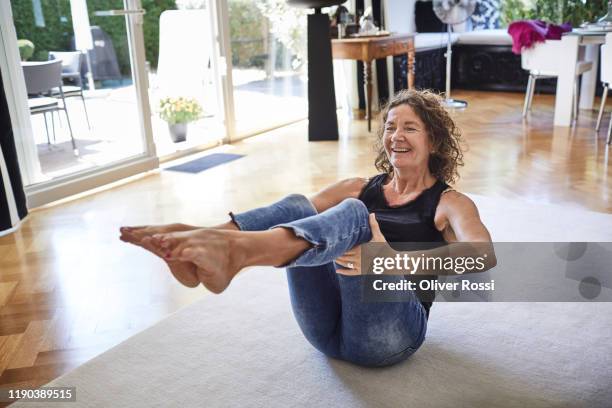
left=332, top=33, right=415, bottom=131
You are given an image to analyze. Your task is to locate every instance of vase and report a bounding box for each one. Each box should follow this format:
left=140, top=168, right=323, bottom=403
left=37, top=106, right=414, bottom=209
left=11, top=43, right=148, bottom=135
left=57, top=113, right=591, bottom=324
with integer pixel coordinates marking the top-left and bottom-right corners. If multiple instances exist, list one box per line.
left=168, top=123, right=187, bottom=143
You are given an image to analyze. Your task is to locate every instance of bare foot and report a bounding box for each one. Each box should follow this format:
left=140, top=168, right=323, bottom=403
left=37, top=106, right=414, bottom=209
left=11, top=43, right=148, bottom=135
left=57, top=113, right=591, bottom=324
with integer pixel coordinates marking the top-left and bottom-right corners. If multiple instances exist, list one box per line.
left=150, top=229, right=246, bottom=294
left=119, top=224, right=200, bottom=288
left=119, top=223, right=197, bottom=246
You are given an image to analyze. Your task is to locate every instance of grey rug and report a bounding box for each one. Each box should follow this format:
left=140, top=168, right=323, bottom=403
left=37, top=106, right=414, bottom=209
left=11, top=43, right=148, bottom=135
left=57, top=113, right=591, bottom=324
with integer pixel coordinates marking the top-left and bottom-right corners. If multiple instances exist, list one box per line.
left=13, top=195, right=612, bottom=408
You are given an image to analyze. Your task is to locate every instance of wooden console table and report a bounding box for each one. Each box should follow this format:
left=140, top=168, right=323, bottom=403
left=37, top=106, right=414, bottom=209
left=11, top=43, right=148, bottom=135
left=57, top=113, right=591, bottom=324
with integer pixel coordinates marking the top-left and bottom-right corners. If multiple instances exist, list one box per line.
left=331, top=33, right=415, bottom=131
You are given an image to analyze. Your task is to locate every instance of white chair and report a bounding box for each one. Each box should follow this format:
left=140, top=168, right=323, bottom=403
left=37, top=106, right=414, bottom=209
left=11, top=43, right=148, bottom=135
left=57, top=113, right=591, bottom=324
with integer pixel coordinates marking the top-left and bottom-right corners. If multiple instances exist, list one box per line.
left=595, top=32, right=612, bottom=144
left=521, top=35, right=592, bottom=125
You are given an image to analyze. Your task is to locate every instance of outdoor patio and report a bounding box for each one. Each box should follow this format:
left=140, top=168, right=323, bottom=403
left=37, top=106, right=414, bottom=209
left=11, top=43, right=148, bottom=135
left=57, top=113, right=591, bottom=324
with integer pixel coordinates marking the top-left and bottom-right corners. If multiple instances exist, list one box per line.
left=31, top=68, right=307, bottom=181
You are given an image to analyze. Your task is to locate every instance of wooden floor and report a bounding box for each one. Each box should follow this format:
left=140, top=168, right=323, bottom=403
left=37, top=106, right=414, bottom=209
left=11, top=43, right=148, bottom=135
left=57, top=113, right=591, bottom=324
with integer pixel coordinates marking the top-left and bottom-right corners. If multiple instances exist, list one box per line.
left=1, top=90, right=611, bottom=399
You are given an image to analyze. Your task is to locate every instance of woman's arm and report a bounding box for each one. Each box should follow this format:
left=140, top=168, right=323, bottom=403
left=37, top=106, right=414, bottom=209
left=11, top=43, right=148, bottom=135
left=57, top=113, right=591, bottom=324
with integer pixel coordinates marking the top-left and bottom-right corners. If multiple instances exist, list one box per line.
left=308, top=177, right=369, bottom=213
left=434, top=191, right=492, bottom=243
left=407, top=191, right=496, bottom=274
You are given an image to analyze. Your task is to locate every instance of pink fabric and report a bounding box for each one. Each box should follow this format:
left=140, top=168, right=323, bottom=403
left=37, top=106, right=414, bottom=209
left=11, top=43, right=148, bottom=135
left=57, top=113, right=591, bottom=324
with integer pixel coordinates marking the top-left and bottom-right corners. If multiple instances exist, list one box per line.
left=507, top=20, right=572, bottom=54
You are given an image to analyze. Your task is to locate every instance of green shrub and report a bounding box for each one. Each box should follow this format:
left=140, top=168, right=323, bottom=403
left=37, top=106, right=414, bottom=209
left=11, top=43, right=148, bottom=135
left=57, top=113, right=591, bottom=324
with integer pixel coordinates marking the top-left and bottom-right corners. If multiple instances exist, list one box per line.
left=11, top=0, right=175, bottom=75
left=11, top=0, right=72, bottom=61
left=229, top=0, right=306, bottom=70
left=229, top=0, right=266, bottom=68
left=501, top=0, right=608, bottom=27
left=17, top=39, right=35, bottom=61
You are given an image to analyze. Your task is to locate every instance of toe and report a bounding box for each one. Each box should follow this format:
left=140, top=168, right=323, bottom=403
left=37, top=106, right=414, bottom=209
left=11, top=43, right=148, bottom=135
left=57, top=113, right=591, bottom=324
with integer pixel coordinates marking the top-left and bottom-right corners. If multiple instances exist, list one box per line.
left=120, top=230, right=137, bottom=244
left=150, top=233, right=165, bottom=247
left=129, top=227, right=152, bottom=241
left=121, top=225, right=146, bottom=235
left=141, top=236, right=162, bottom=256
left=154, top=233, right=183, bottom=252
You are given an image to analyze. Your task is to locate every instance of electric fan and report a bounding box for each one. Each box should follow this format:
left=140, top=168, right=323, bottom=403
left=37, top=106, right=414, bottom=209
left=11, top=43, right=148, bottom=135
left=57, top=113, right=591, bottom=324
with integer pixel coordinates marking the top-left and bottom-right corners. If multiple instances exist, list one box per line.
left=433, top=0, right=477, bottom=108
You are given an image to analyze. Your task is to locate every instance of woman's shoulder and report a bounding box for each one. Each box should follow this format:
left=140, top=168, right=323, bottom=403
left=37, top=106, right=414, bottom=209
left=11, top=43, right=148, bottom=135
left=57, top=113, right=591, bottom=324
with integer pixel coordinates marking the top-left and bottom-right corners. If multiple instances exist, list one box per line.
left=337, top=177, right=370, bottom=191
left=364, top=173, right=388, bottom=186
left=338, top=174, right=385, bottom=190
left=317, top=174, right=387, bottom=204
left=310, top=177, right=372, bottom=212
left=316, top=177, right=371, bottom=202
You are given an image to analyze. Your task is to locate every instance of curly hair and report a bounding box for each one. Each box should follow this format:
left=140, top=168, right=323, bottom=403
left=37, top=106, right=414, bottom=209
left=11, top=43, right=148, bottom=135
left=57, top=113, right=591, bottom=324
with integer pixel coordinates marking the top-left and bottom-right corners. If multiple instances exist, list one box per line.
left=374, top=89, right=464, bottom=184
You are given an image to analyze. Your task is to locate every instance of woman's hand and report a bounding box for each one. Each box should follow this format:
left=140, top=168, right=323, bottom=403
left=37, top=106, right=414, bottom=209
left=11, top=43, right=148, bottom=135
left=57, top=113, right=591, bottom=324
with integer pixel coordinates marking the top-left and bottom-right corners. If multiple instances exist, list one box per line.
left=335, top=214, right=386, bottom=275
left=368, top=213, right=386, bottom=243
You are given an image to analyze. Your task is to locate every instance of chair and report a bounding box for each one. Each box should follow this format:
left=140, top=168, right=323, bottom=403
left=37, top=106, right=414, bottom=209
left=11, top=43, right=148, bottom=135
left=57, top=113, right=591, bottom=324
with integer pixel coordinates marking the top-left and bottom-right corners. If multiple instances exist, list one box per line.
left=595, top=32, right=612, bottom=144
left=22, top=60, right=77, bottom=152
left=49, top=51, right=91, bottom=129
left=521, top=35, right=593, bottom=125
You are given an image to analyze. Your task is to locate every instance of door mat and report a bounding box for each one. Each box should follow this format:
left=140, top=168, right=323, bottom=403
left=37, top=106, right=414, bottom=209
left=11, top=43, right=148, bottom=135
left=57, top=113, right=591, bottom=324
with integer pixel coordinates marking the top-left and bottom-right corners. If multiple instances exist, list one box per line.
left=165, top=153, right=244, bottom=174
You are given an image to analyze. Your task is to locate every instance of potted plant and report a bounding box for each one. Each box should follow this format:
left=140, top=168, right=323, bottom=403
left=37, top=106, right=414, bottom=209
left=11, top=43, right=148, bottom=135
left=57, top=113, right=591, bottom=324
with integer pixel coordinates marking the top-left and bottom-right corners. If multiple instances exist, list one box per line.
left=17, top=39, right=35, bottom=61
left=158, top=97, right=203, bottom=143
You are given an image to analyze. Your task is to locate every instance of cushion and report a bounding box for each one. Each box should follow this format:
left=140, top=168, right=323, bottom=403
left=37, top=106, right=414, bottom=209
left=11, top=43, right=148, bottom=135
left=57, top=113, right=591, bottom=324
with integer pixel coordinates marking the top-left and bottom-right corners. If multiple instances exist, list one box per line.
left=471, top=0, right=502, bottom=30
left=456, top=28, right=513, bottom=46
left=415, top=32, right=459, bottom=52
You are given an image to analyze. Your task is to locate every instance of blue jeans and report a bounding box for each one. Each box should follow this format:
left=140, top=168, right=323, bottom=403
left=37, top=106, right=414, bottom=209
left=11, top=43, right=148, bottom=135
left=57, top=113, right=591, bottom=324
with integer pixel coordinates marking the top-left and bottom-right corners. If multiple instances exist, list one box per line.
left=230, top=194, right=428, bottom=367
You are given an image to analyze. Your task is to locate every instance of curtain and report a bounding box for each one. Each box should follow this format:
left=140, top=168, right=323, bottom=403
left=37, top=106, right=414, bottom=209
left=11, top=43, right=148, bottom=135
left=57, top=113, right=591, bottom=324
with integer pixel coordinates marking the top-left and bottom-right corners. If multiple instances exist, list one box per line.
left=0, top=67, right=28, bottom=234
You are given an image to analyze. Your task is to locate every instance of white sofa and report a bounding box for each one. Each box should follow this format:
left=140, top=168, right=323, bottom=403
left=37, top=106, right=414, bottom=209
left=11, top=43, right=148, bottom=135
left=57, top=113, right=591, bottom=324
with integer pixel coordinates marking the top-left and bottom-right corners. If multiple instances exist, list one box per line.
left=382, top=0, right=515, bottom=94
left=413, top=29, right=513, bottom=53
left=385, top=0, right=512, bottom=49
left=456, top=28, right=513, bottom=46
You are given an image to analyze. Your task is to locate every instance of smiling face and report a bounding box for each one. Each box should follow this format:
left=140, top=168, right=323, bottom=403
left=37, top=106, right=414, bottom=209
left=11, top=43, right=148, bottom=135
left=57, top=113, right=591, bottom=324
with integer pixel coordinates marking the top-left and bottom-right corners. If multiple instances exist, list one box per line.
left=375, top=89, right=463, bottom=183
left=383, top=104, right=432, bottom=172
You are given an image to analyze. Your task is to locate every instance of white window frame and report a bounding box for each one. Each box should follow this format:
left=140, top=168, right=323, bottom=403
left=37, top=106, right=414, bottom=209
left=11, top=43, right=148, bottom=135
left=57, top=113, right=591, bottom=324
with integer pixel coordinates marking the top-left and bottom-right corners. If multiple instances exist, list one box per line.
left=0, top=0, right=159, bottom=208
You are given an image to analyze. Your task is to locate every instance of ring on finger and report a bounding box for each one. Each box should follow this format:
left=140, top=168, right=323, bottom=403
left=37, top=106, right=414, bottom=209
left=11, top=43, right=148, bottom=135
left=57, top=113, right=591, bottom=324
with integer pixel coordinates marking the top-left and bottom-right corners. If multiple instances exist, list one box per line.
left=347, top=262, right=354, bottom=269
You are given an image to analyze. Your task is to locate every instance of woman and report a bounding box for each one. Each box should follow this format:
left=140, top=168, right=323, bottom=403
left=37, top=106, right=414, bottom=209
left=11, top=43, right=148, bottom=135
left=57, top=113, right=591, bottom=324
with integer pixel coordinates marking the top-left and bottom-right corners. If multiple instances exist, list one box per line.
left=120, top=89, right=493, bottom=367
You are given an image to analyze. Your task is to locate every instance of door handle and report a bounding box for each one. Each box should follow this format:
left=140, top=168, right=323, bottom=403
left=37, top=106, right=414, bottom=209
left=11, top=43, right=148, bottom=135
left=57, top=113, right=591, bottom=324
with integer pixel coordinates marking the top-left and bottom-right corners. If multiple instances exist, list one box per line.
left=94, top=9, right=146, bottom=17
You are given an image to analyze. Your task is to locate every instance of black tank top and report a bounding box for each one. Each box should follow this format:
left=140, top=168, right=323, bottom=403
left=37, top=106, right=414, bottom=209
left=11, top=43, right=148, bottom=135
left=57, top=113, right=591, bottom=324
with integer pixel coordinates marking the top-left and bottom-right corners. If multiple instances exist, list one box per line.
left=358, top=173, right=449, bottom=318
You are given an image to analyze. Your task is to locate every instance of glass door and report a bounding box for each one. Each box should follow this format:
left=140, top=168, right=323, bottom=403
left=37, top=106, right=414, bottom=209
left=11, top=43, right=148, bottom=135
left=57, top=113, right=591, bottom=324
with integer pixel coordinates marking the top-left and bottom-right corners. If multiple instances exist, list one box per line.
left=2, top=0, right=321, bottom=207
left=3, top=0, right=156, bottom=205
left=226, top=0, right=308, bottom=137
left=145, top=0, right=227, bottom=159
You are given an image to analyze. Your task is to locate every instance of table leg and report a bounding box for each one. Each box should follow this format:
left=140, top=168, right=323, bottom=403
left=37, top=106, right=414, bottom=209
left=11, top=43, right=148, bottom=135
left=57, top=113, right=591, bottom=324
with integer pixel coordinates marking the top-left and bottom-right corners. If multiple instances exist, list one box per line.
left=579, top=43, right=599, bottom=110
left=407, top=49, right=415, bottom=90
left=554, top=71, right=577, bottom=127
left=364, top=60, right=372, bottom=132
